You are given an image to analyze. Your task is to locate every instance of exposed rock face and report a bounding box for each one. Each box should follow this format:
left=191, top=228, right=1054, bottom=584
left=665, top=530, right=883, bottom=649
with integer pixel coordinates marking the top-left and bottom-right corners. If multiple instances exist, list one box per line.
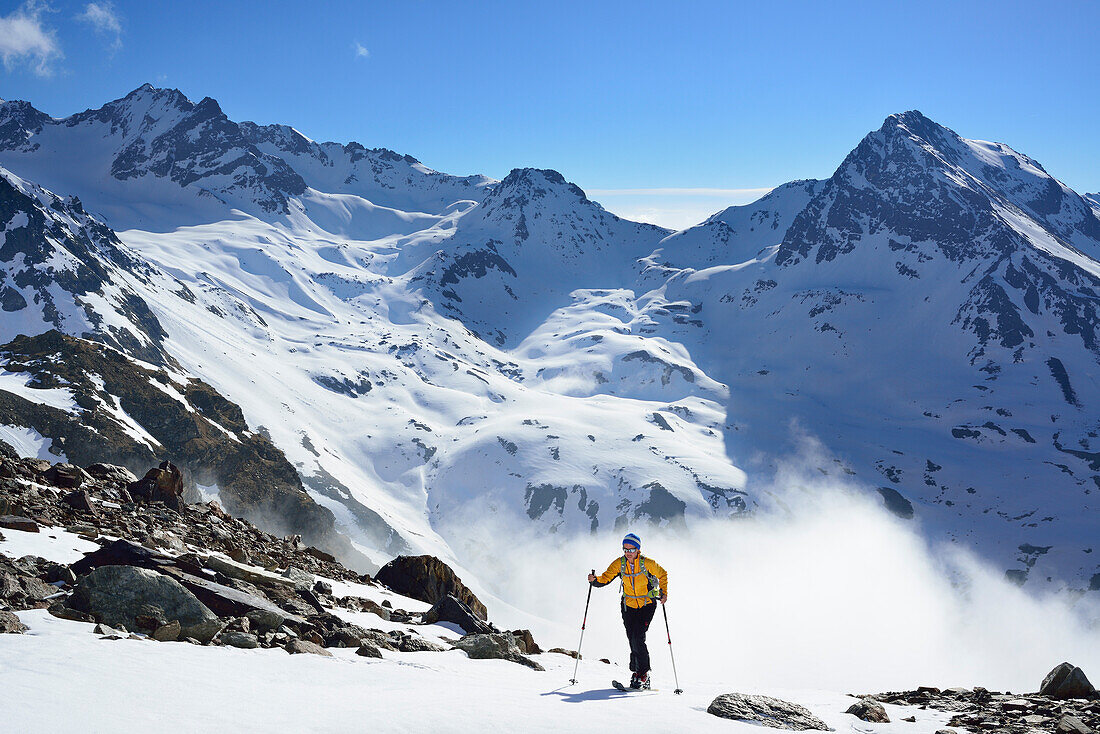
left=421, top=593, right=493, bottom=635
left=1042, top=664, right=1096, bottom=700
left=847, top=699, right=890, bottom=723
left=375, top=555, right=487, bottom=620
left=68, top=564, right=218, bottom=632
left=0, top=331, right=369, bottom=571
left=707, top=693, right=833, bottom=730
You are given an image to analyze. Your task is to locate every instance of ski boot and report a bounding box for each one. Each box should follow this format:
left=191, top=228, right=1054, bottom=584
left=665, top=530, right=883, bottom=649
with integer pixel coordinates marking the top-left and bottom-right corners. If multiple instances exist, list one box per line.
left=638, top=672, right=651, bottom=690
left=628, top=673, right=641, bottom=690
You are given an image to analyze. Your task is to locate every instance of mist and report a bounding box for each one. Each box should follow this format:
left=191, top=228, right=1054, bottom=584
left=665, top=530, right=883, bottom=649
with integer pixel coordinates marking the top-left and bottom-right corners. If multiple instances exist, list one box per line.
left=441, top=451, right=1100, bottom=694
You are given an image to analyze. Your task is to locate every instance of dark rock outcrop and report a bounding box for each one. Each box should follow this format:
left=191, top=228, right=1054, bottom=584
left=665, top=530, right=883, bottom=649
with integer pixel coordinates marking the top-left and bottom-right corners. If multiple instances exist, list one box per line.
left=421, top=593, right=493, bottom=635
left=0, top=331, right=370, bottom=572
left=128, top=461, right=185, bottom=511
left=375, top=555, right=487, bottom=620
left=707, top=694, right=833, bottom=730
left=1041, top=663, right=1096, bottom=700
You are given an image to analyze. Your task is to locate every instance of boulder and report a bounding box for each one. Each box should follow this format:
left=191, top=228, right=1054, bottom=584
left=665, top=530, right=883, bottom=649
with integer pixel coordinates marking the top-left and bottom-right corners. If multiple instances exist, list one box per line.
left=847, top=699, right=891, bottom=723
left=152, top=620, right=181, bottom=641
left=70, top=539, right=174, bottom=576
left=285, top=639, right=332, bottom=657
left=61, top=490, right=98, bottom=515
left=0, top=610, right=27, bottom=633
left=0, top=515, right=39, bottom=533
left=708, top=693, right=834, bottom=730
left=422, top=593, right=493, bottom=635
left=395, top=635, right=449, bottom=653
left=548, top=647, right=579, bottom=659
left=145, top=529, right=185, bottom=553
left=375, top=555, right=487, bottom=620
left=158, top=568, right=306, bottom=626
left=453, top=632, right=544, bottom=670
left=45, top=464, right=91, bottom=489
left=1041, top=663, right=1096, bottom=700
left=246, top=608, right=290, bottom=633
left=85, top=463, right=138, bottom=484
left=179, top=618, right=224, bottom=645
left=281, top=566, right=314, bottom=589
left=68, top=565, right=218, bottom=633
left=127, top=461, right=184, bottom=511
left=356, top=643, right=383, bottom=658
left=1057, top=715, right=1093, bottom=734
left=219, top=631, right=259, bottom=649
left=358, top=629, right=398, bottom=651
left=325, top=625, right=372, bottom=648
left=203, top=555, right=294, bottom=590
left=47, top=603, right=95, bottom=623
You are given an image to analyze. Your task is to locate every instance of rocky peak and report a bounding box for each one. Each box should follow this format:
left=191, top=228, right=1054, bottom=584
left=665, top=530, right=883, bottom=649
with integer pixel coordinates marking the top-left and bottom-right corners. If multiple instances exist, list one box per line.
left=777, top=110, right=1100, bottom=268
left=479, top=168, right=589, bottom=214
left=0, top=167, right=167, bottom=363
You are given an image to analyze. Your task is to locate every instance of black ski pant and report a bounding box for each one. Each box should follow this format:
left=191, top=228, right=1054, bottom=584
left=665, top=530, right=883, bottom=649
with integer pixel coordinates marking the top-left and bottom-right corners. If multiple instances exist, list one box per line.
left=621, top=600, right=657, bottom=675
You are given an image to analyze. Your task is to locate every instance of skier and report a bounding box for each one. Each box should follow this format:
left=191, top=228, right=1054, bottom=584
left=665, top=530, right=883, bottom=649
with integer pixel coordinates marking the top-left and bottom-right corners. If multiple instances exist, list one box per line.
left=587, top=532, right=668, bottom=690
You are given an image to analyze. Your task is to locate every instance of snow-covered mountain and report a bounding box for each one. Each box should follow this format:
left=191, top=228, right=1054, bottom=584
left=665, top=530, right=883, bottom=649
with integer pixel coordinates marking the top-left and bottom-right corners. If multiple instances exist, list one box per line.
left=0, top=88, right=1097, bottom=593
left=654, top=111, right=1100, bottom=586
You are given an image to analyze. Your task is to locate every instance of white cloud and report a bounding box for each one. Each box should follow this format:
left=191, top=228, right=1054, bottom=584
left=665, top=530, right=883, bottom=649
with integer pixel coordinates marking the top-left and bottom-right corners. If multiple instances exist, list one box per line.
left=0, top=2, right=62, bottom=77
left=77, top=2, right=122, bottom=51
left=354, top=42, right=369, bottom=59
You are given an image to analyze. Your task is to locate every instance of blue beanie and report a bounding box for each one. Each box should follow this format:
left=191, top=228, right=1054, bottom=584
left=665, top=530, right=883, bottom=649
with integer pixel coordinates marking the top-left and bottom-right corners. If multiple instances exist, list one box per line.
left=622, top=533, right=641, bottom=550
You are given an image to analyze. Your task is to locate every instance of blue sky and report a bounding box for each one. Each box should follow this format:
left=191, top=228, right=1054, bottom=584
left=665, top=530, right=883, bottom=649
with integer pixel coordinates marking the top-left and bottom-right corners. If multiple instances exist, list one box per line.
left=1, top=0, right=1097, bottom=229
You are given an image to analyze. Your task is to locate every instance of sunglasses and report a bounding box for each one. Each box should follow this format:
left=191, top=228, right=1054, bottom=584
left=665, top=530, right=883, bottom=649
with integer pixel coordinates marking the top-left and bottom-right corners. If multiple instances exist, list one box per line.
left=622, top=547, right=639, bottom=552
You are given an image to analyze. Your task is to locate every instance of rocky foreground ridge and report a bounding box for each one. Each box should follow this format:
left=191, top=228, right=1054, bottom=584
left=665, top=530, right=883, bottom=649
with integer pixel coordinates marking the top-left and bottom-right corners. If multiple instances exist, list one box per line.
left=0, top=443, right=1097, bottom=732
left=0, top=443, right=546, bottom=667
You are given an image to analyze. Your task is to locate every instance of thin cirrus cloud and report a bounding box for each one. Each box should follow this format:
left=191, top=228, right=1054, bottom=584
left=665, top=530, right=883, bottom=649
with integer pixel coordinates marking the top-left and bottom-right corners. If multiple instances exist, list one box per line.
left=0, top=2, right=62, bottom=77
left=354, top=42, right=369, bottom=59
left=77, top=2, right=123, bottom=52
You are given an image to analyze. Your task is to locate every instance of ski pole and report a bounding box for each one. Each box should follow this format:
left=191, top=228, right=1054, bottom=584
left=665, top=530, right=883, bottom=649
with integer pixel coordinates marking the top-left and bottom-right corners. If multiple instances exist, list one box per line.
left=662, top=602, right=683, bottom=694
left=569, top=569, right=595, bottom=685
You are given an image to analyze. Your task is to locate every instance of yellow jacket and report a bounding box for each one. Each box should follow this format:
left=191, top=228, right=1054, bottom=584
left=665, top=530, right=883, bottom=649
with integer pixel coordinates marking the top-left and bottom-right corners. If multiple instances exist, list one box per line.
left=594, top=555, right=668, bottom=608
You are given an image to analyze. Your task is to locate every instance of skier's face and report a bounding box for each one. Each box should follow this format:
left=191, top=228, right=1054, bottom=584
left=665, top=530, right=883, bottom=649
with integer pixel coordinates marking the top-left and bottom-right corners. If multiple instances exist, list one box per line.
left=623, top=547, right=639, bottom=557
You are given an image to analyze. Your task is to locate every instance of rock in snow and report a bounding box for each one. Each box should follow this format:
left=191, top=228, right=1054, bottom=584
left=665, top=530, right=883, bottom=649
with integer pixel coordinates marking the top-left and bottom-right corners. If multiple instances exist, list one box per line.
left=707, top=693, right=834, bottom=730
left=1041, top=663, right=1097, bottom=700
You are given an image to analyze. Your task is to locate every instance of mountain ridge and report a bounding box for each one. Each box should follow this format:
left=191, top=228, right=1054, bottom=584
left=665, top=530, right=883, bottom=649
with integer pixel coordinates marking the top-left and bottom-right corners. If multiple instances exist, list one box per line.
left=0, top=89, right=1097, bottom=592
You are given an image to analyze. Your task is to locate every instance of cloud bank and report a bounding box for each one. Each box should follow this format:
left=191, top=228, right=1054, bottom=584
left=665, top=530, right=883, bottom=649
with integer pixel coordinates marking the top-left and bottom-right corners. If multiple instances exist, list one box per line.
left=442, top=447, right=1100, bottom=693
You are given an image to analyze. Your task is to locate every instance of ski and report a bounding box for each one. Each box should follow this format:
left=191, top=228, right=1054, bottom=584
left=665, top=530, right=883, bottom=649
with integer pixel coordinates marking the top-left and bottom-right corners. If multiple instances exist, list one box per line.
left=612, top=680, right=657, bottom=692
